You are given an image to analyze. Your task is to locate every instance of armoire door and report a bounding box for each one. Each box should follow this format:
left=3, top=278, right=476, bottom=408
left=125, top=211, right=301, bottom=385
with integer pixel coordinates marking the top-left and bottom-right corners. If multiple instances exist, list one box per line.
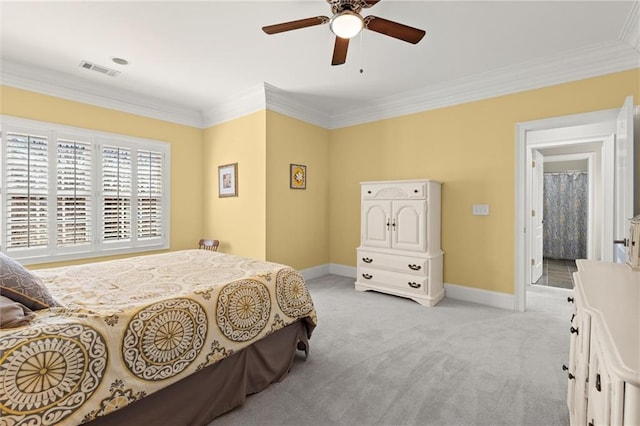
left=362, top=200, right=391, bottom=248
left=392, top=200, right=426, bottom=252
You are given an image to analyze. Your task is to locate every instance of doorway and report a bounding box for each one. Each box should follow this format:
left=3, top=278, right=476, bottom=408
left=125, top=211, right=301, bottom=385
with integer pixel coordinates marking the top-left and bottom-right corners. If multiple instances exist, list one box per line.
left=534, top=155, right=590, bottom=289
left=514, top=97, right=635, bottom=311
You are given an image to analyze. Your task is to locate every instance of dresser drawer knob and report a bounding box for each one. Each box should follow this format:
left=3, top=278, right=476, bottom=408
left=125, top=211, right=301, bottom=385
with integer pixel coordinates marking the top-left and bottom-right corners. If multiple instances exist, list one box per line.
left=567, top=296, right=574, bottom=303
left=570, top=326, right=579, bottom=335
left=362, top=257, right=373, bottom=263
left=408, top=264, right=422, bottom=271
left=408, top=282, right=421, bottom=289
left=568, top=372, right=575, bottom=380
left=362, top=273, right=373, bottom=280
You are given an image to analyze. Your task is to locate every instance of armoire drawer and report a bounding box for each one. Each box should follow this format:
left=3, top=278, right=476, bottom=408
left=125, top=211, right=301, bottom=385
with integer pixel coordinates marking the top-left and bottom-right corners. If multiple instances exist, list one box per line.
left=361, top=182, right=427, bottom=200
left=358, top=250, right=428, bottom=275
left=358, top=267, right=429, bottom=294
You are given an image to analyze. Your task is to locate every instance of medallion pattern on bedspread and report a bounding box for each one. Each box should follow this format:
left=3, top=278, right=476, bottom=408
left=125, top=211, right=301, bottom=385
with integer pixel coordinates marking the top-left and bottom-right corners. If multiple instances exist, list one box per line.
left=0, top=324, right=107, bottom=425
left=122, top=298, right=207, bottom=381
left=275, top=269, right=314, bottom=318
left=216, top=279, right=271, bottom=342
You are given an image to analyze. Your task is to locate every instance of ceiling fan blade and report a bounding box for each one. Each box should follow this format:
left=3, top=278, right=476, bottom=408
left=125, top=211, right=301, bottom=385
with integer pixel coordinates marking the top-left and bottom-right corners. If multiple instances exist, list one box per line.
left=364, top=16, right=426, bottom=44
left=262, top=16, right=330, bottom=35
left=363, top=0, right=381, bottom=7
left=331, top=37, right=349, bottom=66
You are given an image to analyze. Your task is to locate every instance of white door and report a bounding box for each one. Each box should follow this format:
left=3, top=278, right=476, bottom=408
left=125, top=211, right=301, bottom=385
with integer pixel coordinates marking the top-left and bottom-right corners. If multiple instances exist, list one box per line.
left=531, top=150, right=544, bottom=283
left=362, top=200, right=391, bottom=248
left=614, top=96, right=634, bottom=263
left=392, top=200, right=426, bottom=252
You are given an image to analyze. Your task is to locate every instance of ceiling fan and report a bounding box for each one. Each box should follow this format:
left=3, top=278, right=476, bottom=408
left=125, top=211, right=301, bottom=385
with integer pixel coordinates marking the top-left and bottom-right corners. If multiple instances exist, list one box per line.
left=262, top=0, right=426, bottom=66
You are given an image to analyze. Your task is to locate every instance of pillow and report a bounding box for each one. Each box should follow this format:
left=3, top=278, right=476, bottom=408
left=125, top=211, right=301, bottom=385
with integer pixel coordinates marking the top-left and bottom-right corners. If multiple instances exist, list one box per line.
left=0, top=253, right=60, bottom=310
left=0, top=295, right=36, bottom=328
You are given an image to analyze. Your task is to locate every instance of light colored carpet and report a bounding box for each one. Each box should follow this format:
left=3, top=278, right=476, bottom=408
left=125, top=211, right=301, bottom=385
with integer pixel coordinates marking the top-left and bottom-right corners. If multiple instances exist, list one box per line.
left=212, top=275, right=572, bottom=426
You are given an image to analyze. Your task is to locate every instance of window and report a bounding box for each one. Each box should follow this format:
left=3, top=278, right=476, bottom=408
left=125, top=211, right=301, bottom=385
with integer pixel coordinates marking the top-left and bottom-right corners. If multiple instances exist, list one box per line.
left=1, top=117, right=170, bottom=264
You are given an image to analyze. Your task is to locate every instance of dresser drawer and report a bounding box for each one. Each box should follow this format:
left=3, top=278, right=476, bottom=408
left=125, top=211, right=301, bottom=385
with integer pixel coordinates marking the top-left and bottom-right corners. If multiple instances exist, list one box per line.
left=358, top=250, right=428, bottom=275
left=362, top=182, right=426, bottom=200
left=358, top=267, right=429, bottom=295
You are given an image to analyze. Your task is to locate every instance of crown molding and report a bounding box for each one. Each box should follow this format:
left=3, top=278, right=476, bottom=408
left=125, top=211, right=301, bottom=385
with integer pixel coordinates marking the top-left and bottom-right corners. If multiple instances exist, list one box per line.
left=263, top=83, right=332, bottom=129
left=328, top=40, right=640, bottom=129
left=2, top=36, right=638, bottom=131
left=620, top=0, right=640, bottom=52
left=1, top=61, right=204, bottom=128
left=201, top=83, right=266, bottom=128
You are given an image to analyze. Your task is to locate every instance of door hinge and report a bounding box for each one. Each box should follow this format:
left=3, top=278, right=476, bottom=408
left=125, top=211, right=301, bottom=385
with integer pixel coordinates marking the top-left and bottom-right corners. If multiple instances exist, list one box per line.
left=531, top=258, right=535, bottom=266
left=531, top=210, right=535, bottom=217
left=532, top=160, right=536, bottom=167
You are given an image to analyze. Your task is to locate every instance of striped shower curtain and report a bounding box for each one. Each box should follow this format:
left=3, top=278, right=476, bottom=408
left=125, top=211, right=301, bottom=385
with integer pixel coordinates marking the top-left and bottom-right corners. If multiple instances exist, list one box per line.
left=543, top=171, right=588, bottom=260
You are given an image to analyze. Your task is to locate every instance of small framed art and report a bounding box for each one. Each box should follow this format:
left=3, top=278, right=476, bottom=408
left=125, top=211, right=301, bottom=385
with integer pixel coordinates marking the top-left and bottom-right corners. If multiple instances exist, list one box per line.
left=290, top=164, right=306, bottom=189
left=218, top=163, right=238, bottom=197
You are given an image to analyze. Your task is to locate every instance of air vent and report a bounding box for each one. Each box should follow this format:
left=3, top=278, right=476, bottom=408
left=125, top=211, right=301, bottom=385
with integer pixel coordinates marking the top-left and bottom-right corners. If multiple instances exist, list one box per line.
left=79, top=60, right=121, bottom=77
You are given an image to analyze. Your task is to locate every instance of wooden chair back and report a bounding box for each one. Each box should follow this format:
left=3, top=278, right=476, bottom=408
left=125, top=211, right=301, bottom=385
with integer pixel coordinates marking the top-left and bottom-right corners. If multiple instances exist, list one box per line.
left=198, top=239, right=219, bottom=251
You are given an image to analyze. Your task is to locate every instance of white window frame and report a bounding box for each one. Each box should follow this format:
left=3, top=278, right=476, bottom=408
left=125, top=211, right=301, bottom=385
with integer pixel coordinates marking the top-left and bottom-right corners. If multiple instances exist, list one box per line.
left=1, top=116, right=170, bottom=265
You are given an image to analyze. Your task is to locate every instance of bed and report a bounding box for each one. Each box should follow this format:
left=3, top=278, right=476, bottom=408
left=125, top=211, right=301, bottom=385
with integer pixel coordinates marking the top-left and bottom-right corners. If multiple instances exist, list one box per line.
left=0, top=250, right=317, bottom=425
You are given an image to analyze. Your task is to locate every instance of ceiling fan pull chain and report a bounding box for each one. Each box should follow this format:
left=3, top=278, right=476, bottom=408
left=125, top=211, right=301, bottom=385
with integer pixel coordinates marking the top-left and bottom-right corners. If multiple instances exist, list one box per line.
left=359, top=30, right=364, bottom=74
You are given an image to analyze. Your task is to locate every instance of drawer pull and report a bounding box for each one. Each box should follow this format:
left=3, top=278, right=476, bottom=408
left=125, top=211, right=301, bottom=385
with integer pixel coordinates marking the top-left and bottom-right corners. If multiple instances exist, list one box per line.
left=367, top=190, right=372, bottom=194
left=568, top=372, right=575, bottom=380
left=567, top=296, right=574, bottom=303
left=362, top=273, right=373, bottom=280
left=408, top=282, right=421, bottom=289
left=362, top=257, right=373, bottom=263
left=595, top=374, right=601, bottom=392
left=570, top=313, right=575, bottom=323
left=414, top=189, right=418, bottom=193
left=562, top=364, right=568, bottom=371
left=408, top=264, right=422, bottom=271
left=588, top=421, right=594, bottom=426
left=570, top=326, right=579, bottom=335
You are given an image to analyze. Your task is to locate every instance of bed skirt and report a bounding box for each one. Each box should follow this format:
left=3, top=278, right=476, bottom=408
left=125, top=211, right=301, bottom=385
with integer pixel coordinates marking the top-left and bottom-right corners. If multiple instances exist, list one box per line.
left=86, top=320, right=310, bottom=426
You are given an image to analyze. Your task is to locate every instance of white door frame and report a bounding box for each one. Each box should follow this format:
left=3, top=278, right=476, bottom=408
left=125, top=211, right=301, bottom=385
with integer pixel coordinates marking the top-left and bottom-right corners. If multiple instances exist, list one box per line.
left=515, top=109, right=618, bottom=312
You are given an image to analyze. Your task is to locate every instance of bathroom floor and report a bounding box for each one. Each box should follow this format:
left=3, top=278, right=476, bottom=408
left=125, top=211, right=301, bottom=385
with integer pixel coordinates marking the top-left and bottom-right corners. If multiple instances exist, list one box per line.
left=534, top=258, right=577, bottom=289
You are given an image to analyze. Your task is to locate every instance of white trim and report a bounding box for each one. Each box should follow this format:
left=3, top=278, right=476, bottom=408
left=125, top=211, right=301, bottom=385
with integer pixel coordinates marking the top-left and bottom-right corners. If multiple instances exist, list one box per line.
left=2, top=37, right=638, bottom=130
left=202, top=83, right=266, bottom=127
left=1, top=61, right=204, bottom=128
left=299, top=264, right=331, bottom=281
left=329, top=263, right=357, bottom=278
left=619, top=0, right=640, bottom=52
left=515, top=109, right=618, bottom=312
left=444, top=282, right=515, bottom=311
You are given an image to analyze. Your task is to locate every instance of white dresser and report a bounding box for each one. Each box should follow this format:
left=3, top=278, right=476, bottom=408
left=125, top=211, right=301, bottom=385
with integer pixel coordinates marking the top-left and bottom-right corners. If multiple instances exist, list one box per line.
left=566, top=260, right=640, bottom=426
left=355, top=179, right=444, bottom=307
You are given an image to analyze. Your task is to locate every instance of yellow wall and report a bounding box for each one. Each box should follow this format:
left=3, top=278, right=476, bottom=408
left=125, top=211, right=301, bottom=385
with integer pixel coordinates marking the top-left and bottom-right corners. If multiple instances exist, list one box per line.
left=329, top=68, right=640, bottom=295
left=265, top=111, right=330, bottom=270
left=202, top=111, right=267, bottom=260
left=2, top=68, right=639, bottom=288
left=0, top=86, right=204, bottom=268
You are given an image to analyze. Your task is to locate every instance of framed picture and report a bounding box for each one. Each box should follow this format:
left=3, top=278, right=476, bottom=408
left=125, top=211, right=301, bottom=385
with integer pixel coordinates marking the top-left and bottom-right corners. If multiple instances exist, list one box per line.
left=218, top=163, right=238, bottom=197
left=290, top=164, right=306, bottom=189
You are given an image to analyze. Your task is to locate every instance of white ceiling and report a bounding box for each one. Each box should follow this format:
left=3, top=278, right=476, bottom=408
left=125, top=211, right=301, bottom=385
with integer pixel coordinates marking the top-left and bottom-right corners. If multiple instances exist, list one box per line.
left=1, top=1, right=639, bottom=128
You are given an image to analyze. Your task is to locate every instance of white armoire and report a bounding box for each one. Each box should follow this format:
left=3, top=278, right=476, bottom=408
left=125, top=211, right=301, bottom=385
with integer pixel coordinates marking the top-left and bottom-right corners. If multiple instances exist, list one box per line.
left=355, top=179, right=444, bottom=307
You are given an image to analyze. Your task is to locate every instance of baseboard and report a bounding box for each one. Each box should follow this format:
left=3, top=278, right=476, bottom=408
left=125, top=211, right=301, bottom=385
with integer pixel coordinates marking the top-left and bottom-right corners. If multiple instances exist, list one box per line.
left=302, top=263, right=515, bottom=311
left=444, top=282, right=515, bottom=310
left=299, top=264, right=331, bottom=281
left=329, top=263, right=356, bottom=278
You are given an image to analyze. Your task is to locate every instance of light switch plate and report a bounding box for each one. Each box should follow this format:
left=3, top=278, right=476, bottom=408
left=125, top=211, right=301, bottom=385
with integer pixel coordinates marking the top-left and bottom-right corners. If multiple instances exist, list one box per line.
left=472, top=204, right=490, bottom=216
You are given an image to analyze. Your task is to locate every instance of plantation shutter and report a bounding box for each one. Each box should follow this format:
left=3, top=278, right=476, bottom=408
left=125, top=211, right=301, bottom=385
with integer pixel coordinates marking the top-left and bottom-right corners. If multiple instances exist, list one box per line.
left=56, top=139, right=92, bottom=247
left=5, top=132, right=49, bottom=248
left=136, top=150, right=163, bottom=239
left=102, top=145, right=132, bottom=241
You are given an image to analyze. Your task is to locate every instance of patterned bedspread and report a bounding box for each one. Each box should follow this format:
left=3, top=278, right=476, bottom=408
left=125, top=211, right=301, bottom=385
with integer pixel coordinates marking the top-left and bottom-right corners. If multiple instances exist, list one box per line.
left=0, top=250, right=317, bottom=425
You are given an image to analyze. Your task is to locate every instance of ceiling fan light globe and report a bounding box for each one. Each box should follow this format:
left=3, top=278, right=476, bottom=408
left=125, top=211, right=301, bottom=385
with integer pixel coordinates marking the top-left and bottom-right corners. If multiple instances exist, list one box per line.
left=330, top=11, right=363, bottom=39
